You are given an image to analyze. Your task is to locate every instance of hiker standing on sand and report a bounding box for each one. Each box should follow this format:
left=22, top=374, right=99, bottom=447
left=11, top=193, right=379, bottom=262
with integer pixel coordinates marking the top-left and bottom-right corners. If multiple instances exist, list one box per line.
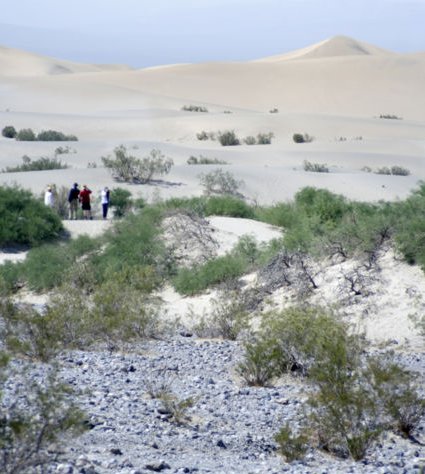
left=44, top=186, right=54, bottom=207
left=101, top=186, right=110, bottom=220
left=68, top=183, right=80, bottom=219
left=79, top=184, right=92, bottom=220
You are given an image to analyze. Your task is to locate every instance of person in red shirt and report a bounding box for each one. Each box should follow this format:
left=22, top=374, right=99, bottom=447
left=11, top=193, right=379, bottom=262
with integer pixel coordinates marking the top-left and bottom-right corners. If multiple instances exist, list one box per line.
left=79, top=185, right=92, bottom=220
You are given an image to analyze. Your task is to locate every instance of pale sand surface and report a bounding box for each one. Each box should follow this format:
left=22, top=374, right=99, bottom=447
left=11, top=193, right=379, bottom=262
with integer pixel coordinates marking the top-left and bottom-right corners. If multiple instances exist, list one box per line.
left=1, top=36, right=425, bottom=349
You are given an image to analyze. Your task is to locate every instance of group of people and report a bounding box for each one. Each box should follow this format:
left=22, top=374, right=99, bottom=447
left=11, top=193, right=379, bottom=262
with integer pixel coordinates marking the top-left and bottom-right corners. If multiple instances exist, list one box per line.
left=44, top=183, right=110, bottom=220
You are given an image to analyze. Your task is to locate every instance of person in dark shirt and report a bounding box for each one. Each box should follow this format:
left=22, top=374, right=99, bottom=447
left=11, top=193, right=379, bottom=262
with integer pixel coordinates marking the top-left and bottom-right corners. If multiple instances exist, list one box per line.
left=68, top=183, right=80, bottom=220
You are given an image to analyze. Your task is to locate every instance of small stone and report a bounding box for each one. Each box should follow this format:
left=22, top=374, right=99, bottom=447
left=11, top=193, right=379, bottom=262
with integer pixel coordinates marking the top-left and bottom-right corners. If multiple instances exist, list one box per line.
left=110, top=448, right=123, bottom=455
left=217, top=439, right=227, bottom=449
left=145, top=461, right=171, bottom=472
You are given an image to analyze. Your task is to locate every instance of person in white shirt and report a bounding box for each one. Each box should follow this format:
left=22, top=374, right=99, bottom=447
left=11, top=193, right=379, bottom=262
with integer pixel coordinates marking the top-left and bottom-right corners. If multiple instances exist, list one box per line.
left=44, top=186, right=54, bottom=207
left=101, top=187, right=110, bottom=219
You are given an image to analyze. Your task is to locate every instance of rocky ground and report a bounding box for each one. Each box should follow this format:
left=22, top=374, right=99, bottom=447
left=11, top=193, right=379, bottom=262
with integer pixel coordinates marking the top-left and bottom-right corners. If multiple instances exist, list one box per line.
left=21, top=335, right=422, bottom=474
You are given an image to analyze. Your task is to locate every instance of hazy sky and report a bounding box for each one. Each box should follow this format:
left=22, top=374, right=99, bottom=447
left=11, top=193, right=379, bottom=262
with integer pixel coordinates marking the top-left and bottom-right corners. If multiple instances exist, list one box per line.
left=0, top=0, right=424, bottom=67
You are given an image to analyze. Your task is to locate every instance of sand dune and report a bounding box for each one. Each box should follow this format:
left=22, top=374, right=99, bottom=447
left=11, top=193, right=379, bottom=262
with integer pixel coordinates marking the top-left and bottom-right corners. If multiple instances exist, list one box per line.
left=0, top=35, right=424, bottom=206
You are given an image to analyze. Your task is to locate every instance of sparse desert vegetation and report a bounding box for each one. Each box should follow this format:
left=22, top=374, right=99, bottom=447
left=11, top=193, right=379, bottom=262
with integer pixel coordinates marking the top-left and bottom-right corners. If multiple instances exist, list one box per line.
left=182, top=104, right=208, bottom=112
left=293, top=132, right=314, bottom=143
left=3, top=155, right=68, bottom=172
left=303, top=160, right=329, bottom=172
left=102, top=145, right=173, bottom=183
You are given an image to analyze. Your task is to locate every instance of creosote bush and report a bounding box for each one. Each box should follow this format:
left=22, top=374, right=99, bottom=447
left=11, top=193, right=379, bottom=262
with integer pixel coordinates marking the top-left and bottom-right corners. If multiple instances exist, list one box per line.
left=102, top=145, right=173, bottom=183
left=303, top=160, right=329, bottom=173
left=3, top=155, right=68, bottom=173
left=0, top=359, right=87, bottom=473
left=293, top=133, right=313, bottom=143
left=109, top=187, right=133, bottom=218
left=1, top=125, right=17, bottom=138
left=198, top=168, right=244, bottom=197
left=0, top=185, right=63, bottom=247
left=217, top=130, right=240, bottom=146
left=187, top=155, right=227, bottom=165
left=182, top=105, right=208, bottom=112
left=240, top=306, right=425, bottom=461
left=15, top=128, right=36, bottom=141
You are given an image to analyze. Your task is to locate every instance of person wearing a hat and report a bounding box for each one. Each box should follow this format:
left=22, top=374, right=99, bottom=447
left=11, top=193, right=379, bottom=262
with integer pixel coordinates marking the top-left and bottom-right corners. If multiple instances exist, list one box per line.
left=44, top=186, right=54, bottom=207
left=68, top=182, right=80, bottom=219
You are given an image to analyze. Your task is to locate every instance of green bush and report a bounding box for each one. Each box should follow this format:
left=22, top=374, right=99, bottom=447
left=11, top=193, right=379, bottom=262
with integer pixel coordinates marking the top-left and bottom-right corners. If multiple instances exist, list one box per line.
left=110, top=187, right=132, bottom=218
left=36, top=130, right=78, bottom=141
left=3, top=155, right=68, bottom=172
left=274, top=424, right=309, bottom=462
left=204, top=196, right=254, bottom=218
left=390, top=166, right=410, bottom=176
left=1, top=125, right=17, bottom=138
left=243, top=136, right=256, bottom=145
left=187, top=155, right=227, bottom=165
left=0, top=359, right=86, bottom=472
left=0, top=185, right=63, bottom=247
left=173, top=254, right=247, bottom=295
left=15, top=128, right=36, bottom=141
left=257, top=132, right=274, bottom=144
left=293, top=133, right=313, bottom=143
left=217, top=130, right=240, bottom=146
left=102, top=145, right=173, bottom=183
left=182, top=105, right=208, bottom=112
left=199, top=168, right=244, bottom=197
left=303, top=160, right=329, bottom=173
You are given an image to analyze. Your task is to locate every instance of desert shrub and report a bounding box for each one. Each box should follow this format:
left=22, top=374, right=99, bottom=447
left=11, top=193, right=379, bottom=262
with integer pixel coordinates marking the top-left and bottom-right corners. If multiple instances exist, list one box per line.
left=173, top=254, right=247, bottom=295
left=196, top=131, right=210, bottom=141
left=36, top=130, right=78, bottom=141
left=0, top=360, right=86, bottom=473
left=95, top=207, right=165, bottom=279
left=15, top=128, right=36, bottom=141
left=0, top=261, right=24, bottom=294
left=22, top=235, right=98, bottom=292
left=158, top=392, right=195, bottom=425
left=390, top=166, right=410, bottom=176
left=257, top=132, right=274, bottom=145
left=3, top=155, right=68, bottom=172
left=187, top=155, right=227, bottom=165
left=54, top=145, right=74, bottom=155
left=193, top=291, right=251, bottom=340
left=5, top=265, right=162, bottom=357
left=109, top=187, right=132, bottom=218
left=0, top=185, right=63, bottom=247
left=1, top=125, right=17, bottom=138
left=163, top=196, right=207, bottom=216
left=237, top=339, right=282, bottom=386
left=182, top=105, right=208, bottom=112
left=199, top=168, right=244, bottom=197
left=51, top=185, right=71, bottom=219
left=376, top=166, right=391, bottom=175
left=217, top=130, right=240, bottom=146
left=379, top=114, right=402, bottom=119
left=102, top=145, right=173, bottom=183
left=361, top=166, right=372, bottom=172
left=243, top=136, right=256, bottom=145
left=293, top=133, right=313, bottom=143
left=303, top=160, right=329, bottom=173
left=274, top=424, right=309, bottom=462
left=269, top=108, right=279, bottom=113
left=204, top=195, right=254, bottom=218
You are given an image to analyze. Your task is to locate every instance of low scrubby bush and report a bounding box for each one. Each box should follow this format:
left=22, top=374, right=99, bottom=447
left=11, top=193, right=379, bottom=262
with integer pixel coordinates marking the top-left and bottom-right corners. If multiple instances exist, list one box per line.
left=243, top=136, right=256, bottom=145
left=187, top=155, right=227, bottom=165
left=182, top=105, right=208, bottom=112
left=293, top=133, right=313, bottom=143
left=303, top=160, right=329, bottom=173
left=36, top=130, right=78, bottom=141
left=173, top=254, right=247, bottom=295
left=3, top=155, right=68, bottom=172
left=0, top=357, right=86, bottom=472
left=1, top=125, right=17, bottom=138
left=109, top=187, right=133, bottom=218
left=16, top=128, right=36, bottom=141
left=199, top=168, right=244, bottom=197
left=217, top=130, right=240, bottom=146
left=204, top=195, right=254, bottom=218
left=102, top=145, right=173, bottom=183
left=0, top=185, right=63, bottom=247
left=257, top=132, right=274, bottom=144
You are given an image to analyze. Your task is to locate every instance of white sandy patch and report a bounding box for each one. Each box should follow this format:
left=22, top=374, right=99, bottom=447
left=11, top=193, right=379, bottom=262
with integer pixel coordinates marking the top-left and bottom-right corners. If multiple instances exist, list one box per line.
left=0, top=251, right=27, bottom=265
left=62, top=219, right=112, bottom=239
left=207, top=216, right=282, bottom=255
